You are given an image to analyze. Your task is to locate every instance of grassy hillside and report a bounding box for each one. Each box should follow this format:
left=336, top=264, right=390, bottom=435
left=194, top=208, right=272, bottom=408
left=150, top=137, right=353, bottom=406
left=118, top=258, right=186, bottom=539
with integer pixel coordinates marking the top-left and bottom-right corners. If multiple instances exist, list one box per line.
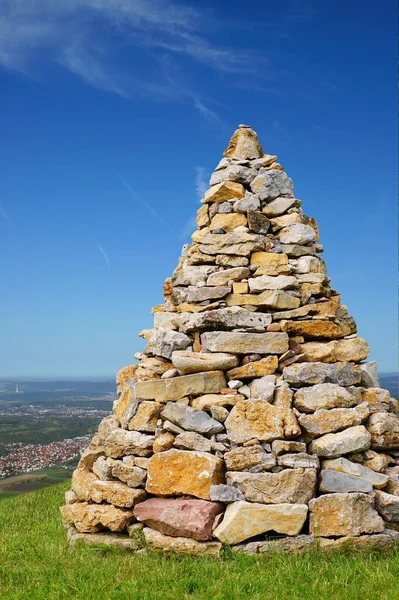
left=1, top=482, right=399, bottom=600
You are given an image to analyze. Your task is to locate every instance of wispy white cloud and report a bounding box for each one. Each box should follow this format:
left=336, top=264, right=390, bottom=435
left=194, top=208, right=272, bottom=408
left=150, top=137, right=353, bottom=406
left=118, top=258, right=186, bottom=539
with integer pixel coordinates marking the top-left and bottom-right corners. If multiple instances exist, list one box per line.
left=0, top=0, right=268, bottom=117
left=313, top=124, right=348, bottom=137
left=0, top=201, right=11, bottom=231
left=116, top=172, right=172, bottom=230
left=195, top=166, right=208, bottom=200
left=97, top=243, right=110, bottom=269
left=284, top=0, right=316, bottom=23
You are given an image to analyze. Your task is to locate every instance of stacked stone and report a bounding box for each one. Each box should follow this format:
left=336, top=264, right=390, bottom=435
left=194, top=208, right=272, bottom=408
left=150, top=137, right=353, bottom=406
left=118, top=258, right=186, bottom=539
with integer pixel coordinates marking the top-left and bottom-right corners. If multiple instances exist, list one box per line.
left=61, top=125, right=399, bottom=556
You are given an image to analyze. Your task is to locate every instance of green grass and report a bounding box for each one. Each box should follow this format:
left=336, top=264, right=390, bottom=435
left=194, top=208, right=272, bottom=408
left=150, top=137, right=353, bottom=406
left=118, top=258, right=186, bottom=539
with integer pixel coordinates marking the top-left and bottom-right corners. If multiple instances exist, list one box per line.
left=1, top=482, right=399, bottom=600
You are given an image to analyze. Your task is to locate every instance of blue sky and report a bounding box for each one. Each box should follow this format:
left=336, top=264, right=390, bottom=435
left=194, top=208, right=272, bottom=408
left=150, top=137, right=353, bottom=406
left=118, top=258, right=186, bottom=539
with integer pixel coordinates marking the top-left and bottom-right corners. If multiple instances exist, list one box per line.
left=0, top=0, right=397, bottom=378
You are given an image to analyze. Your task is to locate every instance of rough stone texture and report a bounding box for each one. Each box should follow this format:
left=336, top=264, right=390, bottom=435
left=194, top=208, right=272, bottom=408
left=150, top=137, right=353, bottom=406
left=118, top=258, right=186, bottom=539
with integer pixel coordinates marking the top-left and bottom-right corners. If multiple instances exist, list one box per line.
left=319, top=469, right=372, bottom=493
left=281, top=320, right=343, bottom=340
left=223, top=126, right=264, bottom=159
left=174, top=431, right=214, bottom=453
left=375, top=491, right=399, bottom=522
left=104, top=429, right=155, bottom=458
left=279, top=224, right=317, bottom=245
left=322, top=457, right=388, bottom=489
left=360, top=361, right=380, bottom=388
left=368, top=412, right=399, bottom=450
left=207, top=267, right=250, bottom=287
left=225, top=290, right=300, bottom=310
left=127, top=401, right=162, bottom=433
left=161, top=403, right=224, bottom=436
left=248, top=375, right=276, bottom=401
left=300, top=338, right=369, bottom=363
left=134, top=498, right=223, bottom=541
left=298, top=404, right=370, bottom=438
left=224, top=445, right=276, bottom=472
left=111, top=461, right=147, bottom=488
left=309, top=493, right=384, bottom=537
left=362, top=388, right=392, bottom=414
left=249, top=275, right=298, bottom=292
left=309, top=426, right=371, bottom=458
left=202, top=181, right=245, bottom=204
left=179, top=307, right=272, bottom=334
left=60, top=502, right=135, bottom=533
left=172, top=265, right=218, bottom=287
left=187, top=285, right=231, bottom=303
left=153, top=432, right=175, bottom=453
left=136, top=371, right=226, bottom=402
left=225, top=400, right=300, bottom=444
left=213, top=501, right=308, bottom=545
left=172, top=351, right=238, bottom=374
left=227, top=469, right=317, bottom=504
left=210, top=484, right=245, bottom=503
left=277, top=453, right=320, bottom=469
left=143, top=328, right=192, bottom=360
left=201, top=331, right=289, bottom=355
left=67, top=528, right=142, bottom=551
left=191, top=394, right=243, bottom=410
left=143, top=527, right=222, bottom=556
left=227, top=357, right=278, bottom=381
left=250, top=170, right=294, bottom=201
left=283, top=362, right=361, bottom=387
left=89, top=480, right=146, bottom=508
left=146, top=449, right=224, bottom=499
left=294, top=383, right=359, bottom=413
left=210, top=212, right=247, bottom=232
left=272, top=440, right=307, bottom=456
left=199, top=231, right=265, bottom=256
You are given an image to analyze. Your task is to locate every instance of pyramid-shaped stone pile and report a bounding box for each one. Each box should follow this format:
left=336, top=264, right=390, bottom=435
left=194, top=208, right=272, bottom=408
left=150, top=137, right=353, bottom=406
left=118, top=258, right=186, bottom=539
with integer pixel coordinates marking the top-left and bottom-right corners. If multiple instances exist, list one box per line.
left=61, top=126, right=399, bottom=555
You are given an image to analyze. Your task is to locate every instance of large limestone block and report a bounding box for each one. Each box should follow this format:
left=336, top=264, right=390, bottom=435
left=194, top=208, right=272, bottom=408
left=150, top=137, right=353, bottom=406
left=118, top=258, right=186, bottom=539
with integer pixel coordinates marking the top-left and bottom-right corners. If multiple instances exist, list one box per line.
left=201, top=331, right=289, bottom=355
left=114, top=385, right=138, bottom=428
left=172, top=265, right=218, bottom=287
left=153, top=311, right=181, bottom=331
left=210, top=212, right=247, bottom=232
left=368, top=412, right=399, bottom=449
left=199, top=231, right=265, bottom=256
left=207, top=267, right=250, bottom=287
left=172, top=351, right=238, bottom=374
left=134, top=498, right=223, bottom=541
left=89, top=481, right=146, bottom=508
left=319, top=470, right=372, bottom=493
left=227, top=357, right=278, bottom=380
left=360, top=361, right=380, bottom=387
left=210, top=164, right=256, bottom=186
left=250, top=252, right=289, bottom=267
left=309, top=425, right=371, bottom=458
left=144, top=328, right=191, bottom=360
left=67, top=529, right=142, bottom=551
left=191, top=393, right=243, bottom=410
left=227, top=468, right=317, bottom=504
left=225, top=399, right=300, bottom=443
left=281, top=320, right=344, bottom=340
left=127, top=401, right=162, bottom=433
left=225, top=290, right=300, bottom=310
left=213, top=501, right=308, bottom=545
left=250, top=170, right=294, bottom=201
left=146, top=449, right=224, bottom=499
left=322, top=457, right=388, bottom=489
left=143, top=527, right=222, bottom=556
left=71, top=468, right=97, bottom=501
left=362, top=388, right=392, bottom=414
left=248, top=275, right=298, bottom=292
left=223, top=126, right=264, bottom=159
left=300, top=337, right=369, bottom=363
left=224, top=445, right=276, bottom=472
left=179, top=307, right=272, bottom=334
left=298, top=403, right=370, bottom=438
left=116, top=364, right=138, bottom=391
left=375, top=491, right=399, bottom=522
left=135, top=371, right=226, bottom=402
left=202, top=181, right=245, bottom=204
left=294, top=383, right=359, bottom=413
left=309, top=493, right=384, bottom=537
left=262, top=196, right=298, bottom=217
left=283, top=362, right=361, bottom=387
left=161, top=403, right=224, bottom=436
left=60, top=502, right=135, bottom=533
left=187, top=285, right=231, bottom=303
left=103, top=429, right=155, bottom=458
left=279, top=224, right=317, bottom=244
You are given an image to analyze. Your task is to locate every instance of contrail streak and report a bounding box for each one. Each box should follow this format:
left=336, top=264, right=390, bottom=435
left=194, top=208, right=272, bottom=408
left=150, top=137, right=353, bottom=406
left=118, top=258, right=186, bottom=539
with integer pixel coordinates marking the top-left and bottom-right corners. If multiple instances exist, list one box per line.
left=116, top=173, right=172, bottom=230
left=97, top=244, right=110, bottom=269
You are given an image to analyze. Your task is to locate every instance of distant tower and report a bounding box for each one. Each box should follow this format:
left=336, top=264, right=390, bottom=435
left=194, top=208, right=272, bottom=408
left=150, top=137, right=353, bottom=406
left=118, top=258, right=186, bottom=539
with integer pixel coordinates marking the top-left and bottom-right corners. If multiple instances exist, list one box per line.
left=15, top=384, right=19, bottom=393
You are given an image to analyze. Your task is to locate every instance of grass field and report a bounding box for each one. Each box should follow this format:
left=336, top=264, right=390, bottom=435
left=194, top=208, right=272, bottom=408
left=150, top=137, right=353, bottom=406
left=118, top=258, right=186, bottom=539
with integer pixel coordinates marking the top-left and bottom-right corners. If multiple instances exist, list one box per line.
left=1, top=481, right=399, bottom=599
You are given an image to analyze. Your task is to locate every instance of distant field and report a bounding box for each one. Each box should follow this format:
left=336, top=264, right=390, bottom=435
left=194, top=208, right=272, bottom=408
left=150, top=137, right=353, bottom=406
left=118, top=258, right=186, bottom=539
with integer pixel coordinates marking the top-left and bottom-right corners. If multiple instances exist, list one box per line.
left=0, top=414, right=104, bottom=449
left=1, top=481, right=399, bottom=599
left=0, top=468, right=72, bottom=499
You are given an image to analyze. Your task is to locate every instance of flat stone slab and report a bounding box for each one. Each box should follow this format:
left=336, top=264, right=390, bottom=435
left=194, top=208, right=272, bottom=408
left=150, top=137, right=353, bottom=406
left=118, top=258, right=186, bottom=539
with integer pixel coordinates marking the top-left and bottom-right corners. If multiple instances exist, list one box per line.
left=213, top=501, right=308, bottom=545
left=143, top=527, right=222, bottom=556
left=136, top=371, right=227, bottom=402
left=134, top=498, right=223, bottom=541
left=201, top=331, right=289, bottom=355
left=226, top=468, right=317, bottom=504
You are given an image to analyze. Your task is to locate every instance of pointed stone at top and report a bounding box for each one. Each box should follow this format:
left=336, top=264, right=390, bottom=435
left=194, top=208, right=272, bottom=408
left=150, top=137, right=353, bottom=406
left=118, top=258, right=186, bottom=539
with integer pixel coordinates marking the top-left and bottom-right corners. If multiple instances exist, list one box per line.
left=223, top=125, right=264, bottom=160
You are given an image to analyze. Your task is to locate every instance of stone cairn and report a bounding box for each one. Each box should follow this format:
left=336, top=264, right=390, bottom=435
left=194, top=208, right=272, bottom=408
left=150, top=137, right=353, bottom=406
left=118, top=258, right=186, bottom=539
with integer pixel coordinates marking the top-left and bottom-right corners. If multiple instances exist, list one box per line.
left=61, top=125, right=399, bottom=556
